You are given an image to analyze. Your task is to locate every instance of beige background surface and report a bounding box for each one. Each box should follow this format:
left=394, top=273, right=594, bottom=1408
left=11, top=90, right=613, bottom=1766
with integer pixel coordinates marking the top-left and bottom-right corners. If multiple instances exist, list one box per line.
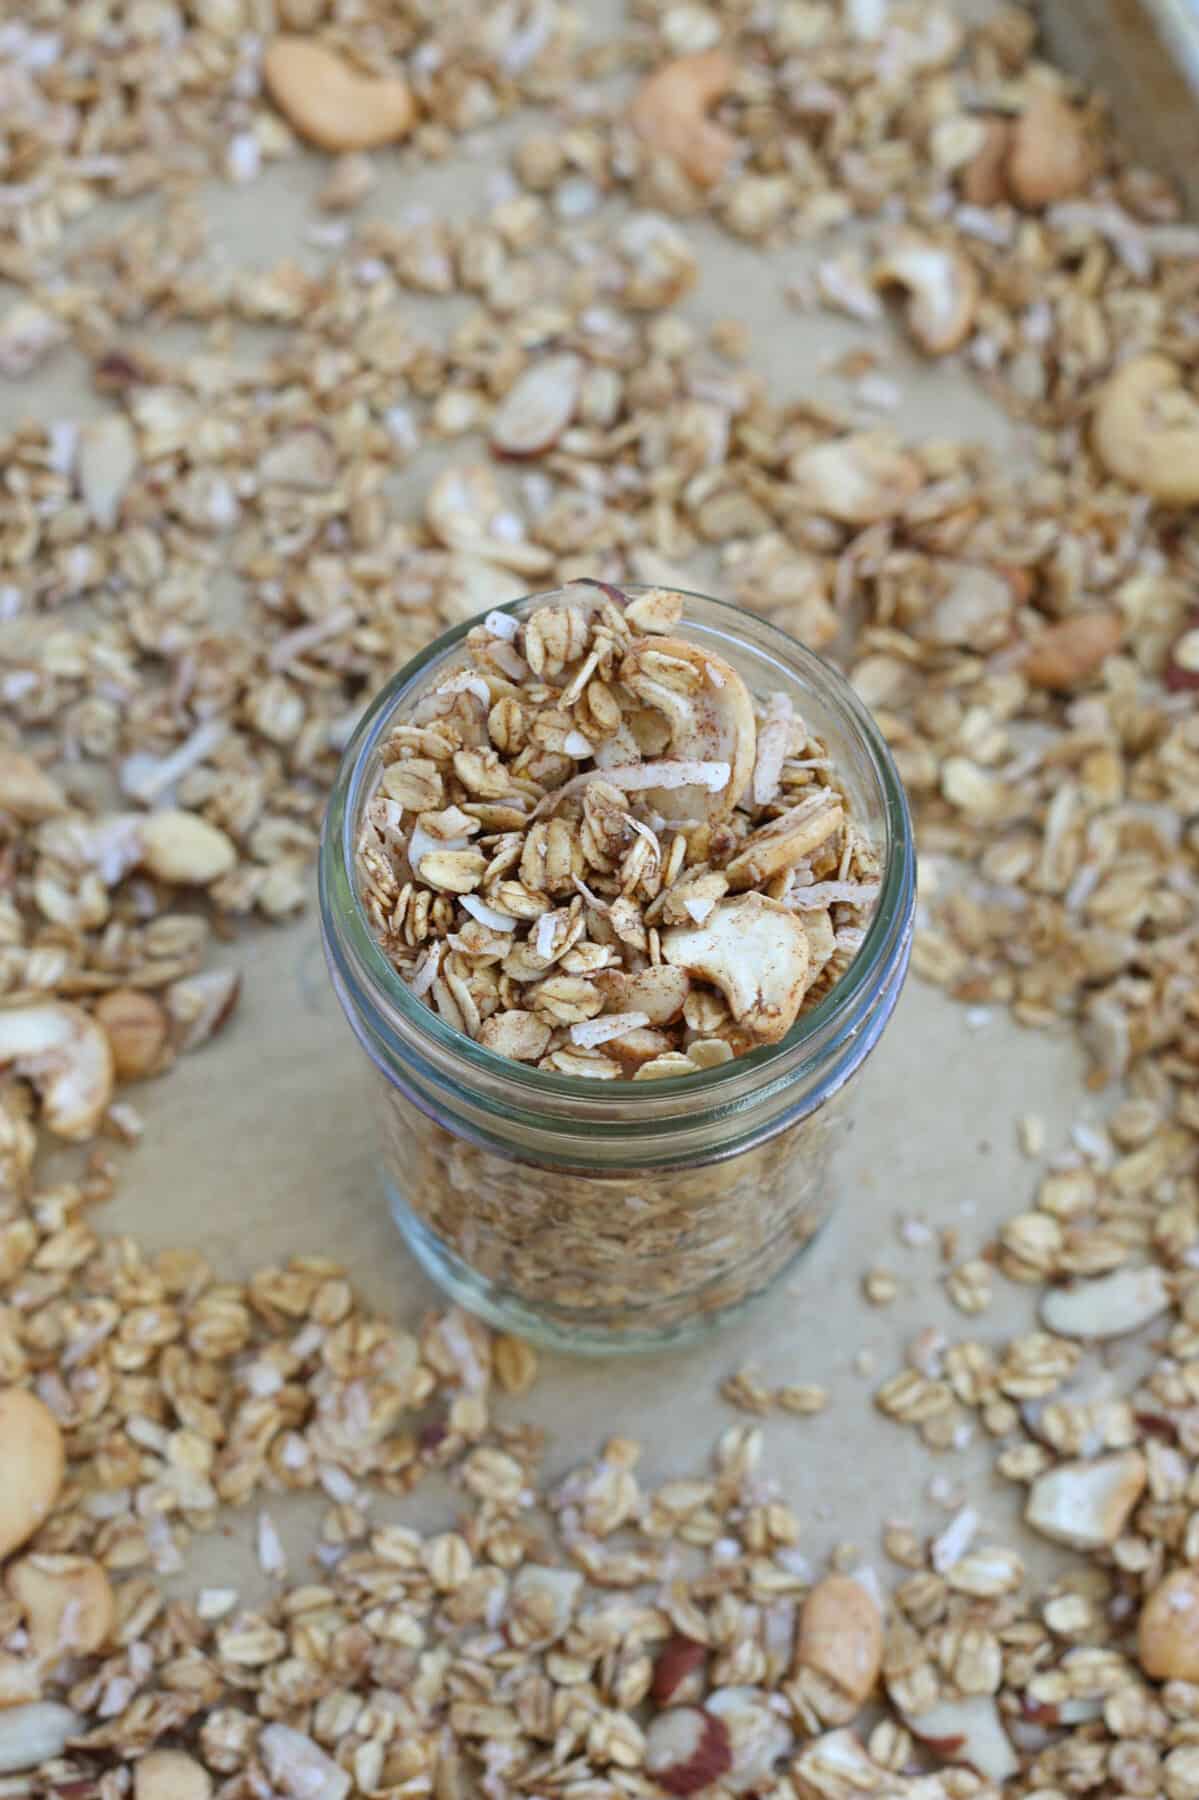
left=4, top=0, right=1190, bottom=1608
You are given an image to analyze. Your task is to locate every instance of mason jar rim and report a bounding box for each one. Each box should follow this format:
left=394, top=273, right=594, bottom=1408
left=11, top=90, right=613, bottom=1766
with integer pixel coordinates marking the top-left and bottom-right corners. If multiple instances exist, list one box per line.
left=319, top=585, right=915, bottom=1131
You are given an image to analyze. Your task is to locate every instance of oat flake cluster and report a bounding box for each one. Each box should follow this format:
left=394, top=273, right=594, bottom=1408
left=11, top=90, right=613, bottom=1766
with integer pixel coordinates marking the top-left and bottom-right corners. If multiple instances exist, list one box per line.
left=0, top=0, right=1198, bottom=1793
left=357, top=583, right=876, bottom=1075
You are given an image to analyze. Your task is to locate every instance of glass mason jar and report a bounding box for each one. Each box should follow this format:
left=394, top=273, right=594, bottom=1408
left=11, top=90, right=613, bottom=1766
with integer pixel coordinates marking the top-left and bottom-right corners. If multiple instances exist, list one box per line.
left=320, top=588, right=915, bottom=1354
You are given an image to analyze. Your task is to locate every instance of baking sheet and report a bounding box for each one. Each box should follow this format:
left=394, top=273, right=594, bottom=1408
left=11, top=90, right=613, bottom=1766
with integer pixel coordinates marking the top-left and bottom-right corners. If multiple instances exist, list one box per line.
left=2, top=2, right=1171, bottom=1605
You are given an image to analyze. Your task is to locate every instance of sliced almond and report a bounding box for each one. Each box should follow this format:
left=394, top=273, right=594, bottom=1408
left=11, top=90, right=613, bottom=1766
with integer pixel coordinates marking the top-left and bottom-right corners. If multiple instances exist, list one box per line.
left=1025, top=1450, right=1146, bottom=1549
left=663, top=894, right=810, bottom=1044
left=491, top=354, right=582, bottom=458
left=705, top=1687, right=794, bottom=1794
left=165, top=970, right=242, bottom=1053
left=93, top=988, right=171, bottom=1081
left=652, top=1635, right=708, bottom=1705
left=903, top=1695, right=1018, bottom=1783
left=1039, top=1265, right=1170, bottom=1339
left=645, top=1706, right=732, bottom=1796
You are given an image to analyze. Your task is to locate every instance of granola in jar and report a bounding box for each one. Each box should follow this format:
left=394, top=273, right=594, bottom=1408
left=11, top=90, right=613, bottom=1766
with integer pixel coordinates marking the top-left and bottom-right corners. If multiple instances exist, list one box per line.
left=322, top=586, right=914, bottom=1349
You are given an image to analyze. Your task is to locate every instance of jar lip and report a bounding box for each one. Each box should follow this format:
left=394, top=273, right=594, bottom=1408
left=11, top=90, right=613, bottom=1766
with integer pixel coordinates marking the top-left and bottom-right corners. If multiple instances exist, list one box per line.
left=320, top=585, right=915, bottom=1108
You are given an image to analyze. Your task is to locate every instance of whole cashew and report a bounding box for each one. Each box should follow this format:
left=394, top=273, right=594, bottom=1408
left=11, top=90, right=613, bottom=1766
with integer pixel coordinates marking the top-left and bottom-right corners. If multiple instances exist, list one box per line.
left=628, top=50, right=738, bottom=190
left=0, top=1001, right=114, bottom=1140
left=263, top=37, right=415, bottom=153
left=1007, top=87, right=1094, bottom=210
left=874, top=239, right=980, bottom=356
left=619, top=635, right=757, bottom=823
left=1092, top=356, right=1199, bottom=507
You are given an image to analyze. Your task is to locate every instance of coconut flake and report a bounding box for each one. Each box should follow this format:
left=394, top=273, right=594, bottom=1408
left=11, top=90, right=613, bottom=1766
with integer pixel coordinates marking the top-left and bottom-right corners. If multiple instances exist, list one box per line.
left=752, top=693, right=793, bottom=807
left=437, top=671, right=492, bottom=705
left=534, top=760, right=730, bottom=819
left=930, top=1505, right=979, bottom=1573
left=788, top=881, right=881, bottom=909
left=257, top=1509, right=287, bottom=1577
left=562, top=730, right=594, bottom=758
left=684, top=895, right=717, bottom=925
left=570, top=1011, right=650, bottom=1048
left=535, top=914, right=558, bottom=961
left=409, top=943, right=443, bottom=998
left=460, top=894, right=518, bottom=931
left=485, top=609, right=520, bottom=640
left=408, top=823, right=471, bottom=872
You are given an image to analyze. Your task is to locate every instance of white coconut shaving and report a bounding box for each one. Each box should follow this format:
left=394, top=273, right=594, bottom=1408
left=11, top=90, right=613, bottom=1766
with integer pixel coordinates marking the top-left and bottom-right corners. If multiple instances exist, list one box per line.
left=407, top=823, right=471, bottom=872
left=436, top=670, right=492, bottom=705
left=534, top=759, right=730, bottom=819
left=484, top=608, right=519, bottom=640
left=408, top=943, right=443, bottom=998
left=460, top=894, right=518, bottom=932
left=788, top=881, right=880, bottom=909
left=569, top=1011, right=650, bottom=1048
left=562, top=729, right=595, bottom=759
left=535, top=913, right=558, bottom=961
left=684, top=895, right=717, bottom=925
left=752, top=692, right=793, bottom=807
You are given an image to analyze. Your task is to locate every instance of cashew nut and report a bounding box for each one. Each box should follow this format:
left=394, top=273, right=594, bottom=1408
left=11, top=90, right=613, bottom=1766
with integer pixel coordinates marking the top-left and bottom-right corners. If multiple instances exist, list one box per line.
left=7, top=1555, right=114, bottom=1659
left=0, top=1390, right=64, bottom=1561
left=1092, top=356, right=1199, bottom=506
left=958, top=117, right=1012, bottom=206
left=628, top=50, right=738, bottom=190
left=135, top=1749, right=214, bottom=1800
left=619, top=636, right=756, bottom=823
left=1006, top=87, right=1094, bottom=209
left=662, top=893, right=811, bottom=1043
left=874, top=239, right=980, bottom=356
left=263, top=37, right=415, bottom=153
left=787, top=435, right=922, bottom=524
left=0, top=1001, right=113, bottom=1140
left=1139, top=1570, right=1199, bottom=1684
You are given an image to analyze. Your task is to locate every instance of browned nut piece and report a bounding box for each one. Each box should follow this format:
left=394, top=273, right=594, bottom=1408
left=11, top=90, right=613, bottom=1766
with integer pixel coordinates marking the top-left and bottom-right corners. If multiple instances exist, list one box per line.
left=7, top=1555, right=114, bottom=1659
left=873, top=240, right=980, bottom=356
left=0, top=749, right=66, bottom=824
left=1020, top=610, right=1122, bottom=690
left=1139, top=1570, right=1199, bottom=1683
left=134, top=1749, right=214, bottom=1800
left=165, top=969, right=242, bottom=1053
left=794, top=1576, right=883, bottom=1721
left=652, top=1634, right=708, bottom=1705
left=1092, top=356, right=1199, bottom=507
left=663, top=894, right=810, bottom=1044
left=94, top=988, right=171, bottom=1081
left=0, top=1001, right=114, bottom=1140
left=1006, top=87, right=1094, bottom=208
left=628, top=51, right=738, bottom=190
left=1166, top=612, right=1199, bottom=692
left=958, top=117, right=1012, bottom=206
left=263, top=36, right=415, bottom=153
left=0, top=1391, right=64, bottom=1560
